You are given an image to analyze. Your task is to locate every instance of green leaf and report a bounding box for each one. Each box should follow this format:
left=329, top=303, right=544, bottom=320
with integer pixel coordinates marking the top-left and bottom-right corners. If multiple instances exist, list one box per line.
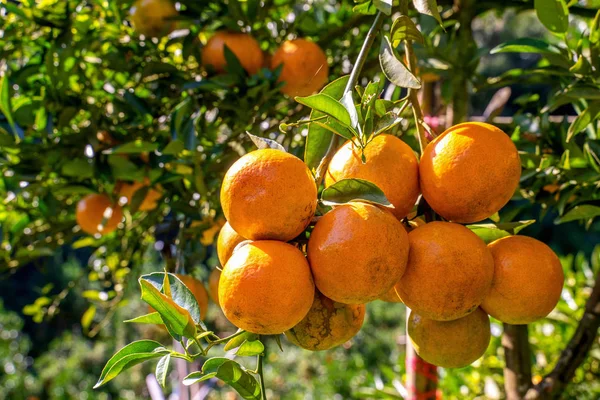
left=490, top=38, right=563, bottom=55
left=155, top=354, right=171, bottom=389
left=236, top=340, right=264, bottom=357
left=52, top=185, right=95, bottom=196
left=296, top=93, right=355, bottom=130
left=556, top=205, right=600, bottom=224
left=353, top=1, right=377, bottom=15
left=139, top=278, right=197, bottom=340
left=312, top=120, right=355, bottom=141
left=340, top=91, right=360, bottom=130
left=94, top=340, right=168, bottom=388
left=304, top=76, right=351, bottom=173
left=223, top=44, right=246, bottom=79
left=61, top=159, right=94, bottom=179
left=467, top=220, right=536, bottom=244
left=183, top=371, right=217, bottom=385
left=124, top=312, right=164, bottom=325
left=412, top=0, right=442, bottom=24
left=535, top=0, right=569, bottom=34
left=141, top=272, right=205, bottom=329
left=81, top=305, right=96, bottom=332
left=186, top=358, right=261, bottom=400
left=224, top=331, right=258, bottom=351
left=567, top=101, right=600, bottom=142
left=391, top=15, right=424, bottom=46
left=246, top=132, right=286, bottom=151
left=129, top=185, right=149, bottom=214
left=374, top=112, right=403, bottom=135
left=162, top=140, right=185, bottom=156
left=374, top=0, right=392, bottom=15
left=321, top=178, right=392, bottom=207
left=0, top=74, right=16, bottom=136
left=103, top=140, right=158, bottom=154
left=379, top=36, right=421, bottom=89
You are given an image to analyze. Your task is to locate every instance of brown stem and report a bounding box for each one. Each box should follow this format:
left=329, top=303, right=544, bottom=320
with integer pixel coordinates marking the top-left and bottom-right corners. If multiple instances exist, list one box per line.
left=503, top=324, right=533, bottom=399
left=525, top=271, right=600, bottom=399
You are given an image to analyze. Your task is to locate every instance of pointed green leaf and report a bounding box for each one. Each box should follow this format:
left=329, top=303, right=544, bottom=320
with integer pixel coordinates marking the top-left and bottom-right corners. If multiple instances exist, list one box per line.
left=321, top=178, right=392, bottom=207
left=556, top=205, right=600, bottom=224
left=374, top=0, right=392, bottom=15
left=567, top=101, right=600, bottom=142
left=162, top=140, right=185, bottom=156
left=139, top=278, right=197, bottom=340
left=155, top=354, right=171, bottom=388
left=224, top=331, right=258, bottom=351
left=81, top=305, right=96, bottom=332
left=379, top=36, right=421, bottom=89
left=391, top=15, right=424, bottom=46
left=124, top=312, right=164, bottom=325
left=103, top=140, right=158, bottom=154
left=467, top=220, right=536, bottom=244
left=246, top=132, right=286, bottom=151
left=304, top=76, right=351, bottom=173
left=95, top=340, right=168, bottom=388
left=183, top=371, right=218, bottom=385
left=235, top=340, right=264, bottom=357
left=198, top=358, right=261, bottom=400
left=413, top=0, right=442, bottom=24
left=141, top=272, right=205, bottom=328
left=296, top=93, right=355, bottom=129
left=535, top=0, right=569, bottom=34
left=374, top=112, right=403, bottom=135
left=490, top=38, right=563, bottom=55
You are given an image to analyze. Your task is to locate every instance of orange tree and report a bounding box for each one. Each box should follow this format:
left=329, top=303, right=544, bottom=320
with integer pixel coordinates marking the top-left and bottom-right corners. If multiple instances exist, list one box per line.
left=1, top=0, right=600, bottom=399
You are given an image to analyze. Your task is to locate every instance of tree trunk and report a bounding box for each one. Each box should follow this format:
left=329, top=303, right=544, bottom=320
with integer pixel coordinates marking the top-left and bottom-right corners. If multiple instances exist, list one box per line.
left=503, top=324, right=533, bottom=399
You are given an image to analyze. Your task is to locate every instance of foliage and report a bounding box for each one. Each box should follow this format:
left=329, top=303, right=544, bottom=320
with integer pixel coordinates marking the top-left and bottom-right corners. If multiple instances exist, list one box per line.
left=1, top=0, right=600, bottom=399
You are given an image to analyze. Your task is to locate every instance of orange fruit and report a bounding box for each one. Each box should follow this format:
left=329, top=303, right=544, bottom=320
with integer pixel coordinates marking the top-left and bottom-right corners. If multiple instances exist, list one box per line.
left=208, top=268, right=221, bottom=307
left=216, top=222, right=247, bottom=266
left=378, top=286, right=403, bottom=303
left=130, top=0, right=178, bottom=38
left=482, top=236, right=564, bottom=324
left=118, top=178, right=162, bottom=211
left=307, top=202, right=409, bottom=304
left=271, top=39, right=329, bottom=97
left=408, top=307, right=491, bottom=368
left=395, top=221, right=494, bottom=321
left=219, top=241, right=315, bottom=334
left=149, top=274, right=209, bottom=320
left=419, top=122, right=521, bottom=223
left=202, top=31, right=264, bottom=75
left=285, top=290, right=366, bottom=351
left=220, top=149, right=317, bottom=242
left=76, top=194, right=123, bottom=235
left=325, top=134, right=419, bottom=219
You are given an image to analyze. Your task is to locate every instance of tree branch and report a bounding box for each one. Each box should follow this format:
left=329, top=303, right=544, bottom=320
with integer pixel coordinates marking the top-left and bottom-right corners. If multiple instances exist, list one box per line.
left=525, top=271, right=600, bottom=399
left=503, top=324, right=533, bottom=400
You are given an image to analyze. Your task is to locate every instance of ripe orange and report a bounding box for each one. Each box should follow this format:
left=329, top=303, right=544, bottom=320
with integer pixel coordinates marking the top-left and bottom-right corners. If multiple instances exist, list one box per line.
left=325, top=134, right=420, bottom=219
left=285, top=290, right=366, bottom=351
left=118, top=178, right=162, bottom=211
left=202, top=32, right=264, bottom=75
left=419, top=122, right=521, bottom=223
left=130, top=0, right=178, bottom=38
left=76, top=194, right=123, bottom=235
left=149, top=274, right=209, bottom=320
left=395, top=222, right=494, bottom=321
left=220, top=149, right=317, bottom=242
left=208, top=268, right=221, bottom=307
left=482, top=236, right=564, bottom=324
left=219, top=241, right=315, bottom=334
left=307, top=202, right=409, bottom=304
left=408, top=308, right=491, bottom=368
left=216, top=222, right=246, bottom=266
left=271, top=39, right=329, bottom=97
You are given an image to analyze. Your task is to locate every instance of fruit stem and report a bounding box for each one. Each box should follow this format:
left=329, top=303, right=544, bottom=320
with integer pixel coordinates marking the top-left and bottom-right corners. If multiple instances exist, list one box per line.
left=399, top=3, right=429, bottom=155
left=314, top=12, right=385, bottom=186
left=257, top=343, right=267, bottom=400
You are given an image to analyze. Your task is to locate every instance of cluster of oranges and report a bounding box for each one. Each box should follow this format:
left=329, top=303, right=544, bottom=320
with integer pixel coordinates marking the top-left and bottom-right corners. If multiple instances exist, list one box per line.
left=212, top=122, right=564, bottom=367
left=129, top=0, right=329, bottom=97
